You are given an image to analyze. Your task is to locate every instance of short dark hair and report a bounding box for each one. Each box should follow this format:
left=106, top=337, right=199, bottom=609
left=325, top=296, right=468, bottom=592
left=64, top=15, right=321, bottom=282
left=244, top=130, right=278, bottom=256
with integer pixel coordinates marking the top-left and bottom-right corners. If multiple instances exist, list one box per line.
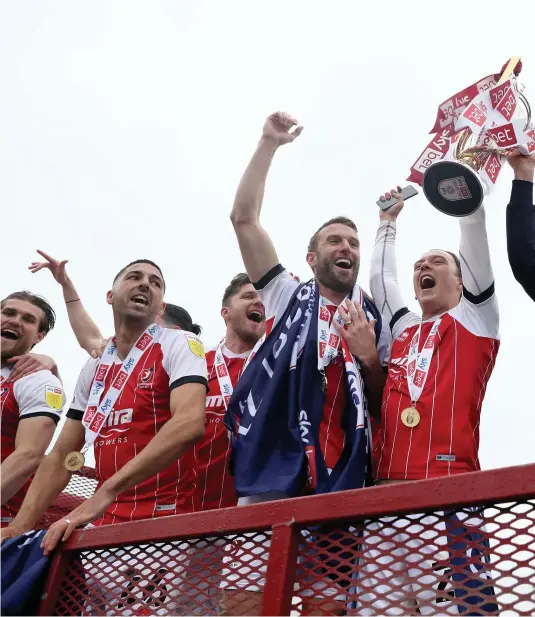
left=1, top=291, right=56, bottom=335
left=446, top=251, right=462, bottom=278
left=222, top=273, right=252, bottom=307
left=308, top=217, right=358, bottom=252
left=163, top=303, right=202, bottom=336
left=113, top=259, right=165, bottom=289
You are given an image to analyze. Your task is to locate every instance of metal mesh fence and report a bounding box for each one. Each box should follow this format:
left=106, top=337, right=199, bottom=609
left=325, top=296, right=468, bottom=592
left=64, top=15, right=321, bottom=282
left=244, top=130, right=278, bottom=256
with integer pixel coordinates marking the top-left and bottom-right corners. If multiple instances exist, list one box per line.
left=50, top=499, right=534, bottom=616
left=293, top=501, right=535, bottom=615
left=54, top=531, right=272, bottom=616
left=36, top=467, right=98, bottom=529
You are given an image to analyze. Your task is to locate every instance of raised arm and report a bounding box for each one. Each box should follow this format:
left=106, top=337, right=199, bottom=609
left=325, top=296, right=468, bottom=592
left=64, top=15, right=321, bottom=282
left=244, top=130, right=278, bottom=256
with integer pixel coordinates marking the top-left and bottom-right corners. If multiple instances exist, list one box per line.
left=458, top=206, right=495, bottom=300
left=370, top=189, right=419, bottom=338
left=506, top=153, right=535, bottom=302
left=230, top=112, right=303, bottom=283
left=29, top=251, right=105, bottom=354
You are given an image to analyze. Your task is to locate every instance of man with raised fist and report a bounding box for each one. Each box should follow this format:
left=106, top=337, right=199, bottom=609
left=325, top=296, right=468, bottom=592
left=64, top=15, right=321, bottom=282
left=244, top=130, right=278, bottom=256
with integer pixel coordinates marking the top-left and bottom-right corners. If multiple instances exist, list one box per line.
left=225, top=111, right=391, bottom=614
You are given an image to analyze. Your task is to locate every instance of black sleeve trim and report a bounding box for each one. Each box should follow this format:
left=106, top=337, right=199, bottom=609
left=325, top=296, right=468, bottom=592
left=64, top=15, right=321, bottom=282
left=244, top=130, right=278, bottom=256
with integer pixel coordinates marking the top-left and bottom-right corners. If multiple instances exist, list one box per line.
left=20, top=411, right=61, bottom=424
left=66, top=408, right=84, bottom=421
left=463, top=282, right=494, bottom=305
left=390, top=307, right=410, bottom=332
left=253, top=264, right=285, bottom=290
left=170, top=375, right=209, bottom=392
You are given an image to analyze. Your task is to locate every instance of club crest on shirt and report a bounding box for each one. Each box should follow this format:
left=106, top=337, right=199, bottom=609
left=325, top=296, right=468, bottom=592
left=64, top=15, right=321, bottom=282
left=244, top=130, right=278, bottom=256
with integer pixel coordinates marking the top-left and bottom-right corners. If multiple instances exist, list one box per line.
left=1, top=386, right=9, bottom=403
left=186, top=334, right=205, bottom=359
left=396, top=331, right=410, bottom=342
left=137, top=366, right=154, bottom=388
left=45, top=385, right=63, bottom=410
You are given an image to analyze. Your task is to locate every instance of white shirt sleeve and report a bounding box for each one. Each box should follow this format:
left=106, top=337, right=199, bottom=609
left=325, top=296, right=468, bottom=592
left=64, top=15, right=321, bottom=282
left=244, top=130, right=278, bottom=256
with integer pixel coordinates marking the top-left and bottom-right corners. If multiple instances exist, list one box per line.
left=376, top=315, right=392, bottom=366
left=370, top=221, right=420, bottom=341
left=160, top=330, right=208, bottom=390
left=453, top=205, right=499, bottom=338
left=67, top=358, right=99, bottom=418
left=254, top=264, right=300, bottom=331
left=458, top=206, right=494, bottom=298
left=13, top=370, right=65, bottom=423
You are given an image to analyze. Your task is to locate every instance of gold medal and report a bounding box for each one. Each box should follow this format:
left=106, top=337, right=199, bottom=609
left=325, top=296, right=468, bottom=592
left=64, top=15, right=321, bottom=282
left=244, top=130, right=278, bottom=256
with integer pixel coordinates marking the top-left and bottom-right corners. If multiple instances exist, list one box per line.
left=401, top=407, right=420, bottom=428
left=64, top=451, right=85, bottom=471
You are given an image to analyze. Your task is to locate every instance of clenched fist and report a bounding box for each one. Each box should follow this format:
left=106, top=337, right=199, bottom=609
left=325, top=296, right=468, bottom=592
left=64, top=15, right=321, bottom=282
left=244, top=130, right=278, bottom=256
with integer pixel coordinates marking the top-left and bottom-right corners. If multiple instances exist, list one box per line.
left=262, top=112, right=303, bottom=147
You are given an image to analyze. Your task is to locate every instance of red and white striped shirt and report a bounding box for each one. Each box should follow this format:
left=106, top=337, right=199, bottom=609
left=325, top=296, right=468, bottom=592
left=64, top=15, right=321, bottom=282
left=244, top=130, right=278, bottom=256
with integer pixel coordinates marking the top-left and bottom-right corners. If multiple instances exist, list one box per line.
left=370, top=208, right=500, bottom=480
left=1, top=368, right=64, bottom=526
left=257, top=267, right=390, bottom=470
left=67, top=329, right=207, bottom=525
left=194, top=345, right=245, bottom=511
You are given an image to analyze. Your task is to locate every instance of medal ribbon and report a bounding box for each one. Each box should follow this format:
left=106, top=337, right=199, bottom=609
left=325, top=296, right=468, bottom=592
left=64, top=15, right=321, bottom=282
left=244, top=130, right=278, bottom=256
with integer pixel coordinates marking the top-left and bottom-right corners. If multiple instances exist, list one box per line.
left=406, top=317, right=442, bottom=406
left=317, top=288, right=364, bottom=371
left=80, top=323, right=162, bottom=452
left=214, top=336, right=265, bottom=411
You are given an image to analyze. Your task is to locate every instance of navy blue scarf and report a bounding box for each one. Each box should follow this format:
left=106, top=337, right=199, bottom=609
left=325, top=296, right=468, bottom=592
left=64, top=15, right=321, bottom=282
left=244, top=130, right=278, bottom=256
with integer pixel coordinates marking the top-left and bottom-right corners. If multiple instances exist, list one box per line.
left=224, top=280, right=382, bottom=498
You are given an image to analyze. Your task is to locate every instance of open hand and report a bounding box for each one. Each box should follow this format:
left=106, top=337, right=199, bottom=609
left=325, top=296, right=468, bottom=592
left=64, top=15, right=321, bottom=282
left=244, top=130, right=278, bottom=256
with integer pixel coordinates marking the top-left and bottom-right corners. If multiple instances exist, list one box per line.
left=40, top=486, right=116, bottom=555
left=262, top=112, right=303, bottom=147
left=334, top=300, right=377, bottom=365
left=6, top=353, right=56, bottom=382
left=1, top=525, right=26, bottom=544
left=29, top=250, right=72, bottom=287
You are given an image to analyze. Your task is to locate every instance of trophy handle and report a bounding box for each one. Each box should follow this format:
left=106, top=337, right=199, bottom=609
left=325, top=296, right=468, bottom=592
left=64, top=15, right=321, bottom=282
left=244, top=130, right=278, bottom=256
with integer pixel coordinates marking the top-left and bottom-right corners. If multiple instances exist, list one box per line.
left=498, top=56, right=521, bottom=84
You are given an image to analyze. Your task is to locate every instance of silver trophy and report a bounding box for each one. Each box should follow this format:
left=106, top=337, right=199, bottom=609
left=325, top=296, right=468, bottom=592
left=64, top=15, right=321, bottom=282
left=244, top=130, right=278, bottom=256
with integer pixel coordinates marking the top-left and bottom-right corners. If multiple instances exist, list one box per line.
left=409, top=58, right=534, bottom=217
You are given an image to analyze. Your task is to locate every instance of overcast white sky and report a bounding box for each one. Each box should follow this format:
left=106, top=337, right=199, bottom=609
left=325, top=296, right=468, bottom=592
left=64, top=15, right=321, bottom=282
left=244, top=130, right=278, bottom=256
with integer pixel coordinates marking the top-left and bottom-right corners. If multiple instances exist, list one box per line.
left=1, top=1, right=534, bottom=471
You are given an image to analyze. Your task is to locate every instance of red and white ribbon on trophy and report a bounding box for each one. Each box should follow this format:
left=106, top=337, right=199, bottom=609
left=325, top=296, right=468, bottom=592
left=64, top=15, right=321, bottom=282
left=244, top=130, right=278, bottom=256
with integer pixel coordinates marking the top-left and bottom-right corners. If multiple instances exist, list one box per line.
left=408, top=58, right=535, bottom=191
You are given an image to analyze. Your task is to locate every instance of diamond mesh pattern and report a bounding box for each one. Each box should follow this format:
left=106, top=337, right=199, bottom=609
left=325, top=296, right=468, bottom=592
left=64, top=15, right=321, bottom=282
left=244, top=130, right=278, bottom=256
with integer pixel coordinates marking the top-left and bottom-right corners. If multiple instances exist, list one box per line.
left=46, top=496, right=534, bottom=615
left=36, top=467, right=97, bottom=529
left=293, top=501, right=535, bottom=615
left=53, top=532, right=271, bottom=616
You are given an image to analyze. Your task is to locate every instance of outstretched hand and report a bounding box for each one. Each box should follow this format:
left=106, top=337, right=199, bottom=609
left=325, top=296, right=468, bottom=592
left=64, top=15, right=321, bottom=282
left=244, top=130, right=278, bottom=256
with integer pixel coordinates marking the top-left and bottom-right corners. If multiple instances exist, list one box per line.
left=378, top=186, right=405, bottom=222
left=262, top=112, right=303, bottom=147
left=29, top=250, right=72, bottom=287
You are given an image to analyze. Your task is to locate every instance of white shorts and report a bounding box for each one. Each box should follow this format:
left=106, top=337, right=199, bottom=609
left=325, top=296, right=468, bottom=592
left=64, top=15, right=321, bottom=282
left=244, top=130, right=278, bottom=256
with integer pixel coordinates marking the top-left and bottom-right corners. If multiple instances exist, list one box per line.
left=351, top=509, right=497, bottom=615
left=220, top=492, right=286, bottom=592
left=220, top=491, right=353, bottom=603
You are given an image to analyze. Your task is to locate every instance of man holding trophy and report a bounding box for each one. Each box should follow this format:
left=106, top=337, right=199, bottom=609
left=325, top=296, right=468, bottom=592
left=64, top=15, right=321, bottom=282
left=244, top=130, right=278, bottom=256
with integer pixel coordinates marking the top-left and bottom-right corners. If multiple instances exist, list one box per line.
left=360, top=185, right=499, bottom=613
left=354, top=58, right=535, bottom=614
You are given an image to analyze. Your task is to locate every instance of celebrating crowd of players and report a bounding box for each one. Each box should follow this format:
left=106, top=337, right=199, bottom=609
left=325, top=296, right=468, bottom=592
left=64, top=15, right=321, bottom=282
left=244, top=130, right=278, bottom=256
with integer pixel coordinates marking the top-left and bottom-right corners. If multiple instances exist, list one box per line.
left=1, top=112, right=535, bottom=614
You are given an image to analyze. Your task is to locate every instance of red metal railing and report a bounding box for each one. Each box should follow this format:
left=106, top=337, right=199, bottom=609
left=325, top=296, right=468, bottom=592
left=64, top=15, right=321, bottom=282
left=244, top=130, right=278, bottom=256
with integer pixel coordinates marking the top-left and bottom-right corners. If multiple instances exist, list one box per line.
left=39, top=464, right=535, bottom=616
left=36, top=467, right=98, bottom=529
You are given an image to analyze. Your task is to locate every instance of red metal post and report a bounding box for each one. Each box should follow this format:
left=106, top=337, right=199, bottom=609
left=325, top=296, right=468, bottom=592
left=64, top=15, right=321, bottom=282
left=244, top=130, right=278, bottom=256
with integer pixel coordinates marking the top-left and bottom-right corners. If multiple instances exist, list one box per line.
left=38, top=549, right=74, bottom=616
left=261, top=521, right=299, bottom=616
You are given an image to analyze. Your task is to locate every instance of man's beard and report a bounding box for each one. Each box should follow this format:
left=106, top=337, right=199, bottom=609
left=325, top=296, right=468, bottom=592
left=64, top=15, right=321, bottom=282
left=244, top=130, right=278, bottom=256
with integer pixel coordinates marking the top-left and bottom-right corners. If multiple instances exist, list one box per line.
left=315, top=256, right=359, bottom=295
left=233, top=321, right=263, bottom=347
